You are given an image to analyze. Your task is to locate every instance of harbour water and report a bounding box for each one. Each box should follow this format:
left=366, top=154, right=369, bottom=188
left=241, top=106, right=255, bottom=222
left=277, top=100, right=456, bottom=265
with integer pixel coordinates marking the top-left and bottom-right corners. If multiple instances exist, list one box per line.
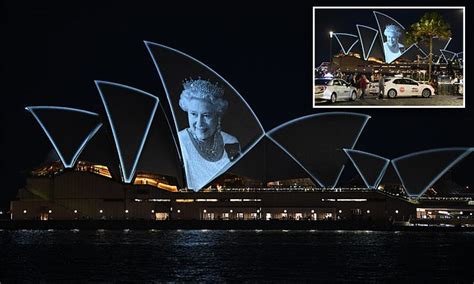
left=1, top=230, right=473, bottom=282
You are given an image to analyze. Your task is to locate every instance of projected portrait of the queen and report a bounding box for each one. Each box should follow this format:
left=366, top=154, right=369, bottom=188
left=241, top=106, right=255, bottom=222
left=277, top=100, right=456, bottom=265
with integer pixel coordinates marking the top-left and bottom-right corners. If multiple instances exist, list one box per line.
left=178, top=79, right=241, bottom=190
left=383, top=24, right=405, bottom=63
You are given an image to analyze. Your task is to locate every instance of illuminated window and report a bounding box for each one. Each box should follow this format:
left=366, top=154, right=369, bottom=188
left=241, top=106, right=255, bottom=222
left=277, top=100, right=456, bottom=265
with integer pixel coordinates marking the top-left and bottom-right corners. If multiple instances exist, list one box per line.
left=203, top=213, right=215, bottom=220
left=295, top=213, right=303, bottom=220
left=265, top=213, right=272, bottom=220
left=176, top=199, right=194, bottom=203
left=154, top=212, right=169, bottom=220
left=196, top=199, right=218, bottom=202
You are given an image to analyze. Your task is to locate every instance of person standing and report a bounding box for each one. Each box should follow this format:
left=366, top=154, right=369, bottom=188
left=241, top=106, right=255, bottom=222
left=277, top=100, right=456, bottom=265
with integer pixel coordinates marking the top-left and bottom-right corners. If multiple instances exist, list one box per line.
left=359, top=74, right=368, bottom=99
left=377, top=73, right=385, bottom=100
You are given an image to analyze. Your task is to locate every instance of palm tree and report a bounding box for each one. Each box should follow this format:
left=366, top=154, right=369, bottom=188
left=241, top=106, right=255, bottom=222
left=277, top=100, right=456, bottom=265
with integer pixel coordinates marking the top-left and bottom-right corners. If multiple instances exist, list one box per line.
left=405, top=12, right=451, bottom=81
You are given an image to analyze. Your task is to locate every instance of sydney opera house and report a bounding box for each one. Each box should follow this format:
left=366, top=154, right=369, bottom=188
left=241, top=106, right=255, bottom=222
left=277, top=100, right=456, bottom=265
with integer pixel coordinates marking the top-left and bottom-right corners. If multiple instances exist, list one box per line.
left=11, top=42, right=473, bottom=224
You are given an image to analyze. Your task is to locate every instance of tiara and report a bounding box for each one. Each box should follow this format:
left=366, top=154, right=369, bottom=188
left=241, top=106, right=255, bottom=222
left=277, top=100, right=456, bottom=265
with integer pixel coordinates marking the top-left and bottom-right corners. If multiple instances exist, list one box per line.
left=384, top=24, right=401, bottom=33
left=182, top=78, right=225, bottom=98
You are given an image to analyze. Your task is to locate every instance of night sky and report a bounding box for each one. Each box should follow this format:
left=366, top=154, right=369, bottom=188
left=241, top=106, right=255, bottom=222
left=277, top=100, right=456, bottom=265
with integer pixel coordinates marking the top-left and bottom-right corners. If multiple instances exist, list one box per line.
left=2, top=0, right=473, bottom=208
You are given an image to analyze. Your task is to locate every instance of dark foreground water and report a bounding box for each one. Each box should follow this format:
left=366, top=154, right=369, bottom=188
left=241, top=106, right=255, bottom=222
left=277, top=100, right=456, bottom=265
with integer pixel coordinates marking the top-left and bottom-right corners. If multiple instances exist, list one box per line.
left=1, top=230, right=473, bottom=282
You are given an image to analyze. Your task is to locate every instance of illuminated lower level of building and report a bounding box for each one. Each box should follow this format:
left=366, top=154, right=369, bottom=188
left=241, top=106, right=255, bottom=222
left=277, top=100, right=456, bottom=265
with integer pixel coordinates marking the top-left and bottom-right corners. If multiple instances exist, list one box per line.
left=9, top=171, right=474, bottom=226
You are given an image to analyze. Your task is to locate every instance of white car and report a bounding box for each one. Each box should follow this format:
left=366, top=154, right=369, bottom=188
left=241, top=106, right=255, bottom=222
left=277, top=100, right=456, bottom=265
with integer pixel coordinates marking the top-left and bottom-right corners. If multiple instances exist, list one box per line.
left=314, top=78, right=358, bottom=103
left=384, top=77, right=434, bottom=99
left=368, top=82, right=379, bottom=95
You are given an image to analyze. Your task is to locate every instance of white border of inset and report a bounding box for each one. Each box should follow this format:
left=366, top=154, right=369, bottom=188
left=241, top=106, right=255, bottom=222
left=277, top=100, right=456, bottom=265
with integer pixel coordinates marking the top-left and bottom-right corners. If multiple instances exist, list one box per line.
left=312, top=6, right=465, bottom=109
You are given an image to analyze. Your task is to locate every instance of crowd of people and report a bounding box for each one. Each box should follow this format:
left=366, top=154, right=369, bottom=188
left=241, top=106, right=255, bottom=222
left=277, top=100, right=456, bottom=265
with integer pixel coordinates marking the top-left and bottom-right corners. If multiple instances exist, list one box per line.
left=315, top=70, right=386, bottom=100
left=315, top=67, right=464, bottom=100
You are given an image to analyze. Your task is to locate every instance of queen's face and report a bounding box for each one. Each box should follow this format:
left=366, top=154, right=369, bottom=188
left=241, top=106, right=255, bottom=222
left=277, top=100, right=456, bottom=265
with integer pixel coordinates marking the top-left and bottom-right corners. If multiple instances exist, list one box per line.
left=385, top=32, right=399, bottom=50
left=187, top=98, right=219, bottom=141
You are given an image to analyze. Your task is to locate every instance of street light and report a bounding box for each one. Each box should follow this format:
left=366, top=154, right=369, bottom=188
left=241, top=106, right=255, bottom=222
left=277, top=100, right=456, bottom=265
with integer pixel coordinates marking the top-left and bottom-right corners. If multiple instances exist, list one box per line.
left=329, top=31, right=333, bottom=63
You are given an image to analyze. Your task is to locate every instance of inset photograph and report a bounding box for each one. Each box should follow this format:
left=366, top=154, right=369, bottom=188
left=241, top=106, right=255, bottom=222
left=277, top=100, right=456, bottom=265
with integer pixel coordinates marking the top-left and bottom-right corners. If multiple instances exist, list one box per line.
left=312, top=7, right=464, bottom=108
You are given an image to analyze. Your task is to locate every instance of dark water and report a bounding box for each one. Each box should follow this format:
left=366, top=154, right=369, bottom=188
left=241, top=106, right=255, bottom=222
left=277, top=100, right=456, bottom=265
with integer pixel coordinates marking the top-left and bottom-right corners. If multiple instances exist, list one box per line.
left=1, top=229, right=473, bottom=282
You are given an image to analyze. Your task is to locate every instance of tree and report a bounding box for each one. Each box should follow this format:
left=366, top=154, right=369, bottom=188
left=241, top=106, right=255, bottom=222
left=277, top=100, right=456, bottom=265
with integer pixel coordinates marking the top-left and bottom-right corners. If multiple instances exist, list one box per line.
left=405, top=12, right=451, bottom=81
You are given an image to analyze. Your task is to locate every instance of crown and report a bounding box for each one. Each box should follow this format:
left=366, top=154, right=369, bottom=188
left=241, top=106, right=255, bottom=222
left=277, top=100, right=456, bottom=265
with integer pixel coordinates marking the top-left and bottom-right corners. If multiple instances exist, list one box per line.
left=182, top=78, right=225, bottom=98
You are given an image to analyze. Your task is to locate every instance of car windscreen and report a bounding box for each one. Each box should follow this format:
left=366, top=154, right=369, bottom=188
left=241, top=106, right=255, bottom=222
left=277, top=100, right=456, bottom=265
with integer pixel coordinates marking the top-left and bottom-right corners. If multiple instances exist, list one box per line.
left=315, top=79, right=331, bottom=85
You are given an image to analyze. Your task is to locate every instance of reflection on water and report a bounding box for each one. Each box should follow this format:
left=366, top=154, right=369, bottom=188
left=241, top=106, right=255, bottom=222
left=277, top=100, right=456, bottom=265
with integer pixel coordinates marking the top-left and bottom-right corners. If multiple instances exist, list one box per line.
left=1, top=230, right=474, bottom=282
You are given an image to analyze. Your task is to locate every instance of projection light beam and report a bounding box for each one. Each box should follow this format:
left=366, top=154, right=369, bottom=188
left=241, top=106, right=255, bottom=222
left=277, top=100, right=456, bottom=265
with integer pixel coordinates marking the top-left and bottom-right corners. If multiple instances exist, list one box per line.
left=333, top=33, right=359, bottom=55
left=356, top=25, right=379, bottom=60
left=25, top=106, right=102, bottom=169
left=95, top=81, right=159, bottom=184
left=343, top=149, right=390, bottom=189
left=392, top=148, right=474, bottom=199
